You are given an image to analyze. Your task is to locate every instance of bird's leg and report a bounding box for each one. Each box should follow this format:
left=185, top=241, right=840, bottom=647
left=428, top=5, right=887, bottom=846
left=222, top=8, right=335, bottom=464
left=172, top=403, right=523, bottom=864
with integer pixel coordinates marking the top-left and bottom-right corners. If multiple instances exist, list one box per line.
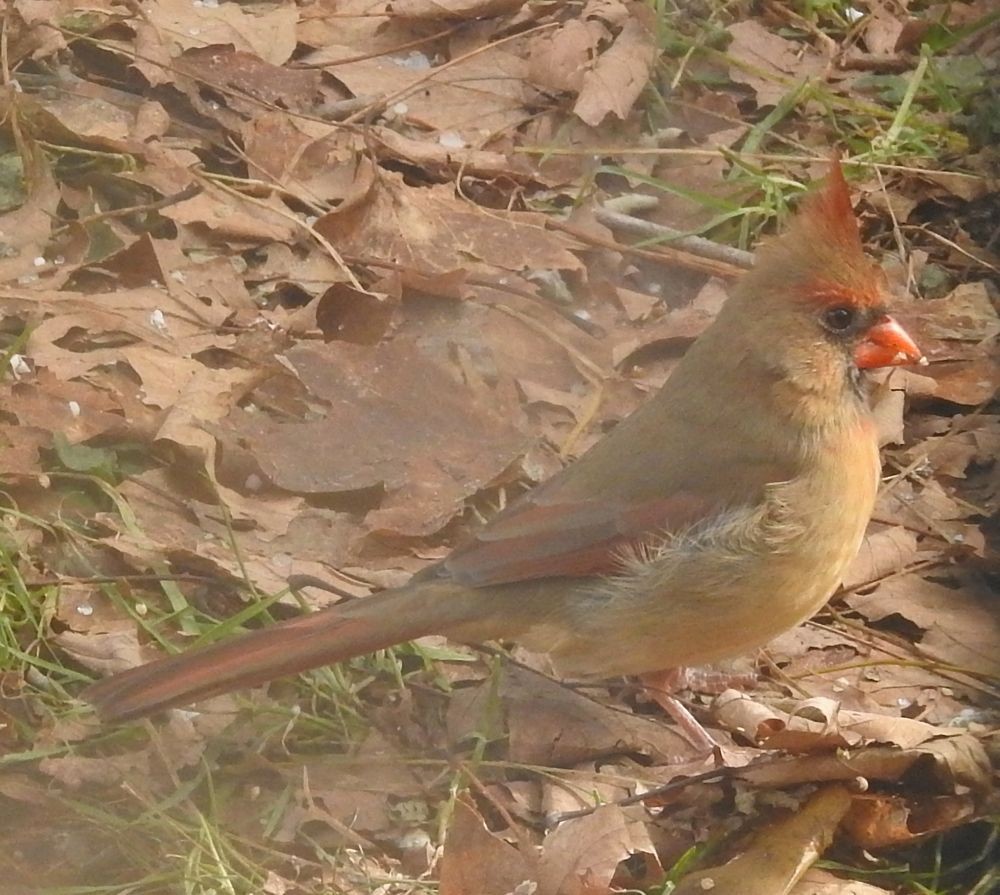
left=638, top=668, right=719, bottom=753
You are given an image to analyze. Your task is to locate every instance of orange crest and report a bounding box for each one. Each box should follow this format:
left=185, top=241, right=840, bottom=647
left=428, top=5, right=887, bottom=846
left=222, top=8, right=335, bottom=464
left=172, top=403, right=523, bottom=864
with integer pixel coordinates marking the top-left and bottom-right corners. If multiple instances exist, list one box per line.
left=774, top=156, right=887, bottom=310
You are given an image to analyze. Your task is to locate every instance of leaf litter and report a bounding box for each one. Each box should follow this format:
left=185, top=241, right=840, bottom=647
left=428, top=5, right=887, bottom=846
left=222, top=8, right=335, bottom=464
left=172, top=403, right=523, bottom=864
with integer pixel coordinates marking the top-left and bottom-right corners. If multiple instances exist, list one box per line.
left=0, top=0, right=998, bottom=893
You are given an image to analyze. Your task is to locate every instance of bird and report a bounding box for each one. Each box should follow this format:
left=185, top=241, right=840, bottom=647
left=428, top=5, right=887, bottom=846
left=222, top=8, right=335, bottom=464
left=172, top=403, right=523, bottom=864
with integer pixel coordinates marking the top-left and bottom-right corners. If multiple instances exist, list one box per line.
left=83, top=159, right=923, bottom=730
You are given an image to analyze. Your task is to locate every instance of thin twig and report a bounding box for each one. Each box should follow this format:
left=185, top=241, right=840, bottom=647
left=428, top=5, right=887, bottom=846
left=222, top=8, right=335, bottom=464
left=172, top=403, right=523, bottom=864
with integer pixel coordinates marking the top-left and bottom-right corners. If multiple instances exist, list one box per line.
left=594, top=207, right=754, bottom=269
left=549, top=218, right=745, bottom=279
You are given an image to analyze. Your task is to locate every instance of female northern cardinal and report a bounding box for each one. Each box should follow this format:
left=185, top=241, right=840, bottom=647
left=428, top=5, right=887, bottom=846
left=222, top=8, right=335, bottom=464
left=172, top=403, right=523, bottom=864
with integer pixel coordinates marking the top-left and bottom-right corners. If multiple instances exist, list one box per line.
left=84, top=161, right=922, bottom=724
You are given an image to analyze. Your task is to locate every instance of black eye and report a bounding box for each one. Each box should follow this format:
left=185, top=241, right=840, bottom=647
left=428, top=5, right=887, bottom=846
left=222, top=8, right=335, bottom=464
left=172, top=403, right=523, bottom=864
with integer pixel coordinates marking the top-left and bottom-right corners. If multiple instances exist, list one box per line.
left=822, top=306, right=856, bottom=332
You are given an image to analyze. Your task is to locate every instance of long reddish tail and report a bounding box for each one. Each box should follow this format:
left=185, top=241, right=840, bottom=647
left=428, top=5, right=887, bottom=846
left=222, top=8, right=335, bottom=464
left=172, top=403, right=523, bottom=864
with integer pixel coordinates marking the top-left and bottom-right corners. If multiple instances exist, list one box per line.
left=83, top=585, right=448, bottom=722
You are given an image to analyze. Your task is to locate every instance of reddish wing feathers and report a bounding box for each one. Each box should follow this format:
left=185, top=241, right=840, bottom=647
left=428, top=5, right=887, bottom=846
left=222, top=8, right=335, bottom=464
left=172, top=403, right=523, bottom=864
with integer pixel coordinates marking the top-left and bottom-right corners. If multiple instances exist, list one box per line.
left=443, top=493, right=714, bottom=586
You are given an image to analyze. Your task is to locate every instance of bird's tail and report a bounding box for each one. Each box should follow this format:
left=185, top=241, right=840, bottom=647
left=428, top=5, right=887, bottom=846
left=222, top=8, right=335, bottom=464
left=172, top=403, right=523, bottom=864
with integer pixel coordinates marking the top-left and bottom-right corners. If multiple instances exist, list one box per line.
left=83, top=584, right=447, bottom=723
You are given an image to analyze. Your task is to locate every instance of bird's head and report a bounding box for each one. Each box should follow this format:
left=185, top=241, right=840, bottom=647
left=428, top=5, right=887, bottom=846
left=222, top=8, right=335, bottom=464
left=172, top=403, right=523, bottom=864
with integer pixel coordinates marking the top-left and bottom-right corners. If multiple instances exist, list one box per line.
left=727, top=158, right=923, bottom=404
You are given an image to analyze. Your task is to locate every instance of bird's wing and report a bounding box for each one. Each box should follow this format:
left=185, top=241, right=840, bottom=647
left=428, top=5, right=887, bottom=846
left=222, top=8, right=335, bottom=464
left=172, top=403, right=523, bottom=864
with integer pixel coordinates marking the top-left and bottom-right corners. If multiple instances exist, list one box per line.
left=441, top=490, right=723, bottom=587
left=437, top=376, right=801, bottom=588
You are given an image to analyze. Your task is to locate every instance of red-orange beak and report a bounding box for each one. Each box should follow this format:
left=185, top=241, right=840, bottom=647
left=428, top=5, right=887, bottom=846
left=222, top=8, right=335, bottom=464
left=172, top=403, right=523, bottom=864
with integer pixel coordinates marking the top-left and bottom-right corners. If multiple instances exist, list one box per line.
left=854, top=316, right=924, bottom=370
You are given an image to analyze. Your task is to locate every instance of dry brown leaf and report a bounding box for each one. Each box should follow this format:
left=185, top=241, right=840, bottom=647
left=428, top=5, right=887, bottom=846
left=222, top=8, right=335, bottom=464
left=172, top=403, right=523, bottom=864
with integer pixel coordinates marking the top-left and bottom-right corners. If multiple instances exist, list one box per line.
left=448, top=665, right=697, bottom=767
left=846, top=571, right=1000, bottom=677
left=268, top=741, right=428, bottom=843
left=674, top=785, right=852, bottom=895
left=913, top=414, right=1000, bottom=479
left=316, top=171, right=582, bottom=275
left=1, top=371, right=125, bottom=445
left=572, top=3, right=658, bottom=126
left=156, top=364, right=261, bottom=461
left=841, top=791, right=978, bottom=848
left=902, top=283, right=1000, bottom=405
left=143, top=0, right=299, bottom=65
left=222, top=338, right=528, bottom=537
left=715, top=690, right=972, bottom=753
left=16, top=85, right=159, bottom=152
left=726, top=20, right=826, bottom=106
left=859, top=5, right=909, bottom=56
left=528, top=16, right=605, bottom=94
left=175, top=46, right=326, bottom=115
left=439, top=795, right=537, bottom=895
left=163, top=184, right=300, bottom=247
left=737, top=735, right=991, bottom=792
left=538, top=803, right=662, bottom=895
left=305, top=43, right=532, bottom=137
left=242, top=116, right=366, bottom=207
left=371, top=125, right=542, bottom=183
left=0, top=159, right=60, bottom=284
left=52, top=628, right=145, bottom=677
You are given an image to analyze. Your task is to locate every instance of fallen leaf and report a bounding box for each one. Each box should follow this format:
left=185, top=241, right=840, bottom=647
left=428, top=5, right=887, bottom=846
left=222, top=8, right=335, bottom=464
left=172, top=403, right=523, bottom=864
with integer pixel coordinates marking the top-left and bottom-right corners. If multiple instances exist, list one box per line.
left=538, top=803, right=662, bottom=895
left=674, top=786, right=852, bottom=895
left=316, top=171, right=583, bottom=275
left=144, top=0, right=299, bottom=64
left=573, top=3, right=657, bottom=126
left=223, top=338, right=528, bottom=537
left=841, top=792, right=977, bottom=848
left=727, top=20, right=825, bottom=106
left=439, top=796, right=537, bottom=895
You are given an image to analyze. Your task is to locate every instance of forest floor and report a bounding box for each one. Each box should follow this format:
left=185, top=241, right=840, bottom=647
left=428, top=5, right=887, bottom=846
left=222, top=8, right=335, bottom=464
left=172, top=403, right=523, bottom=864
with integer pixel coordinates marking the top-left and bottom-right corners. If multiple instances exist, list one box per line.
left=0, top=1, right=998, bottom=893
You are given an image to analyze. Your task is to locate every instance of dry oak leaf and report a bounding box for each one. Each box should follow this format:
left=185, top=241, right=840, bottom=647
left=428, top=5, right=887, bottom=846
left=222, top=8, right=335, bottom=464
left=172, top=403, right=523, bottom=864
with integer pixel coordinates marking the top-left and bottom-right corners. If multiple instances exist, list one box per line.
left=1, top=371, right=125, bottom=443
left=6, top=0, right=68, bottom=59
left=113, top=473, right=307, bottom=593
left=527, top=0, right=643, bottom=95
left=841, top=524, right=920, bottom=591
left=901, top=283, right=1000, bottom=405
left=726, top=20, right=826, bottom=107
left=13, top=82, right=166, bottom=152
left=52, top=628, right=146, bottom=678
left=19, top=290, right=226, bottom=381
left=143, top=0, right=298, bottom=65
left=528, top=16, right=605, bottom=94
left=573, top=2, right=658, bottom=126
left=316, top=170, right=582, bottom=275
left=846, top=572, right=1000, bottom=677
left=221, top=338, right=529, bottom=537
left=268, top=734, right=427, bottom=841
left=302, top=42, right=532, bottom=137
left=714, top=690, right=971, bottom=752
left=162, top=184, right=299, bottom=247
left=743, top=735, right=992, bottom=794
left=538, top=803, right=662, bottom=895
left=448, top=665, right=696, bottom=766
left=0, top=424, right=50, bottom=476
left=371, top=126, right=542, bottom=185
left=175, top=46, right=326, bottom=115
left=841, top=791, right=978, bottom=849
left=439, top=795, right=537, bottom=895
left=242, top=115, right=363, bottom=206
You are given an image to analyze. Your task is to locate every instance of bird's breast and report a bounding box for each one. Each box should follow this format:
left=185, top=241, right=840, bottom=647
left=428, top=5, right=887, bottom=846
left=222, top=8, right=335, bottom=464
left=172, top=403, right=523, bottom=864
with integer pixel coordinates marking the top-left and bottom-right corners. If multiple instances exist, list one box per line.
left=540, top=414, right=882, bottom=678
